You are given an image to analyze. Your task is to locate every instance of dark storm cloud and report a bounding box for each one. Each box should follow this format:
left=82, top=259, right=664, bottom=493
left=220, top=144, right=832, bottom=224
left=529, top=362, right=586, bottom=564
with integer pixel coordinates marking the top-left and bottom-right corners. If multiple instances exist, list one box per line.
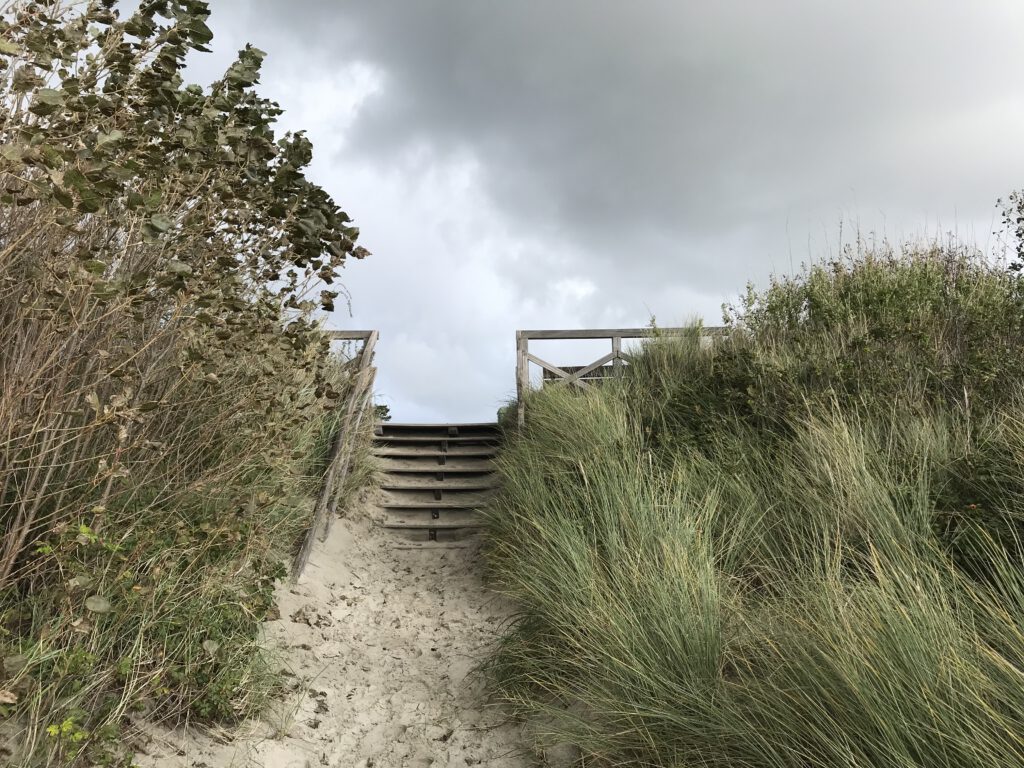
left=251, top=0, right=1023, bottom=293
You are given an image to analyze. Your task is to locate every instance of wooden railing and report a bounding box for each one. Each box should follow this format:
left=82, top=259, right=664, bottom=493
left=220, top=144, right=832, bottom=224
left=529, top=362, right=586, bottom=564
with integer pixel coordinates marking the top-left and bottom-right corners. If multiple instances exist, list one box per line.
left=292, top=330, right=378, bottom=581
left=515, top=327, right=723, bottom=427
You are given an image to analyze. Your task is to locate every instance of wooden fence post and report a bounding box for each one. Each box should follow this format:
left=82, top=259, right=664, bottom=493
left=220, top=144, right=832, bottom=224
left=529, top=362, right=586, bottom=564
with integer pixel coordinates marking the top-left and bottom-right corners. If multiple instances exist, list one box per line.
left=516, top=331, right=528, bottom=429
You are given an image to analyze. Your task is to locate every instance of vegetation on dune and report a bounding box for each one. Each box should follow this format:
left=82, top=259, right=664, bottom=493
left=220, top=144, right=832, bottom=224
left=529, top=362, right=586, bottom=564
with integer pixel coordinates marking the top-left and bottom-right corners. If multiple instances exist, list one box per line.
left=0, top=1, right=370, bottom=764
left=485, top=241, right=1024, bottom=767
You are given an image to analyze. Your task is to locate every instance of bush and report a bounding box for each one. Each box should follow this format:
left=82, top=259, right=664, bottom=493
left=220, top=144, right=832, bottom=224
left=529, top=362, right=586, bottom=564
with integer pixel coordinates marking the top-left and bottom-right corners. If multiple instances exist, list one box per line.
left=0, top=2, right=368, bottom=765
left=484, top=243, right=1024, bottom=767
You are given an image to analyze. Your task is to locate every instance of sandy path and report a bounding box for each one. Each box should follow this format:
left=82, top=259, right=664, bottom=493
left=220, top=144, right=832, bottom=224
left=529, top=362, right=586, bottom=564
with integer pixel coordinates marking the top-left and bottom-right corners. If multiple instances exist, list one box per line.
left=134, top=494, right=550, bottom=768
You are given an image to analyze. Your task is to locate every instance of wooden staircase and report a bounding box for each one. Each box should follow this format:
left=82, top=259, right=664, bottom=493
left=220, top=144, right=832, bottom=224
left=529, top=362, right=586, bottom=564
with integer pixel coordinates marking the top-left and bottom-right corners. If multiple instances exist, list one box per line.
left=372, top=422, right=500, bottom=540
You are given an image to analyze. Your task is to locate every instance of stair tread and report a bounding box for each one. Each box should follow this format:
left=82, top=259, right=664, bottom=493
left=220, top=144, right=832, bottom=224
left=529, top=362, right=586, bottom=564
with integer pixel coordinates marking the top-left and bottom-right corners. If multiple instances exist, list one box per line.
left=380, top=480, right=498, bottom=490
left=374, top=435, right=500, bottom=444
left=373, top=447, right=497, bottom=458
left=378, top=422, right=498, bottom=429
left=382, top=519, right=483, bottom=530
left=376, top=458, right=496, bottom=472
left=381, top=508, right=482, bottom=529
left=381, top=500, right=488, bottom=510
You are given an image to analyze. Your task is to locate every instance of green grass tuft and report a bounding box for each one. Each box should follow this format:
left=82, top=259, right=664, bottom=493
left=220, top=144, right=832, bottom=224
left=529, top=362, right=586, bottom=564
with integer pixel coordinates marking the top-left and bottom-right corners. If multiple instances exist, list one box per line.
left=483, top=243, right=1024, bottom=767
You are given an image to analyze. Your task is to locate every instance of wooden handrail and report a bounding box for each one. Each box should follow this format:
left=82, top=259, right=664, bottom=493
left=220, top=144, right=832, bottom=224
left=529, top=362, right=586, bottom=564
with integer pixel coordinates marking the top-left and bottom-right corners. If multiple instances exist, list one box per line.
left=324, top=329, right=377, bottom=341
left=292, top=329, right=379, bottom=581
left=517, top=327, right=724, bottom=340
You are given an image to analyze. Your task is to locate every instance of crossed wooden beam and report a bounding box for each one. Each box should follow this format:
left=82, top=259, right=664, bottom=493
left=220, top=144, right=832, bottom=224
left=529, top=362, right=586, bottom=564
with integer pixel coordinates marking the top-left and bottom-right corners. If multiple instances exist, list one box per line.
left=515, top=327, right=724, bottom=427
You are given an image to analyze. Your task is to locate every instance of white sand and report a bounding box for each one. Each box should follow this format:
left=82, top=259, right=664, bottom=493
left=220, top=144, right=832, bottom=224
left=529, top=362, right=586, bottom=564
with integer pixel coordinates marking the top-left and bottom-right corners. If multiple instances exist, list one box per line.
left=133, top=493, right=566, bottom=768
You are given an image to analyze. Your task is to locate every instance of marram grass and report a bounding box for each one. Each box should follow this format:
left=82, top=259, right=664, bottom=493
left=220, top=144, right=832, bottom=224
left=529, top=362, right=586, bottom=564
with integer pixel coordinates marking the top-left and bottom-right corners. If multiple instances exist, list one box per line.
left=483, top=246, right=1024, bottom=767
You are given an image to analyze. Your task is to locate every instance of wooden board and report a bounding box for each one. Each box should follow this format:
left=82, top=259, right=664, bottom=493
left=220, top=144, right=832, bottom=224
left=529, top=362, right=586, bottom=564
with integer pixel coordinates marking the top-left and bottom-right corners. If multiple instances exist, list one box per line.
left=373, top=446, right=498, bottom=458
left=376, top=422, right=499, bottom=430
left=375, top=457, right=495, bottom=473
left=382, top=511, right=482, bottom=530
left=373, top=435, right=500, bottom=444
left=381, top=500, right=487, bottom=510
left=380, top=478, right=498, bottom=491
left=518, top=327, right=725, bottom=340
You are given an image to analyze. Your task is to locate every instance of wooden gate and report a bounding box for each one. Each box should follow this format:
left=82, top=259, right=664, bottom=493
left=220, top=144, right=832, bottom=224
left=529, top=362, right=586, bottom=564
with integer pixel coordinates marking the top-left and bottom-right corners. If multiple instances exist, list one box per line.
left=514, top=327, right=722, bottom=427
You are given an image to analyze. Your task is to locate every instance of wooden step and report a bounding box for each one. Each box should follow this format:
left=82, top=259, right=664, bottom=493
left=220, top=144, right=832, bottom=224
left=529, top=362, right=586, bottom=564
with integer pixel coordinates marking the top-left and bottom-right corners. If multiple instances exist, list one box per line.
left=373, top=435, right=500, bottom=445
left=380, top=499, right=487, bottom=510
left=377, top=422, right=498, bottom=431
left=380, top=478, right=498, bottom=491
left=376, top=457, right=496, bottom=473
left=385, top=487, right=495, bottom=499
left=383, top=520, right=482, bottom=531
left=375, top=424, right=499, bottom=439
left=374, top=421, right=499, bottom=540
left=372, top=446, right=498, bottom=458
left=381, top=510, right=482, bottom=530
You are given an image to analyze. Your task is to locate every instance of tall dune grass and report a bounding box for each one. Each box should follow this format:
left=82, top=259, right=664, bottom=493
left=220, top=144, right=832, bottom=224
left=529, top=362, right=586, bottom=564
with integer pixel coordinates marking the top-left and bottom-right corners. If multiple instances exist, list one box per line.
left=484, top=244, right=1024, bottom=767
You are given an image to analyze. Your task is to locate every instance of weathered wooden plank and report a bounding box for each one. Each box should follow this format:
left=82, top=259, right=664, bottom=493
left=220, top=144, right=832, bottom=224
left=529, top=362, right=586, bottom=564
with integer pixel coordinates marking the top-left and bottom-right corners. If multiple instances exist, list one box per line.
left=324, top=329, right=375, bottom=340
left=372, top=446, right=498, bottom=458
left=319, top=365, right=374, bottom=543
left=519, top=327, right=726, bottom=340
left=516, top=331, right=529, bottom=428
left=382, top=516, right=482, bottom=530
left=542, top=364, right=615, bottom=382
left=375, top=426, right=498, bottom=440
left=293, top=338, right=378, bottom=580
left=382, top=499, right=487, bottom=510
left=375, top=457, right=496, bottom=473
left=562, top=350, right=616, bottom=385
left=376, top=422, right=499, bottom=431
left=359, top=330, right=379, bottom=370
left=526, top=353, right=591, bottom=390
left=380, top=477, right=498, bottom=490
left=374, top=435, right=500, bottom=444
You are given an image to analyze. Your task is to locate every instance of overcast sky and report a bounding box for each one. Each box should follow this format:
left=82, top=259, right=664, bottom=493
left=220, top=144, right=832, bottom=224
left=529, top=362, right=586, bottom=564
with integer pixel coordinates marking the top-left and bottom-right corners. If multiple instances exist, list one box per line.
left=185, top=1, right=1024, bottom=422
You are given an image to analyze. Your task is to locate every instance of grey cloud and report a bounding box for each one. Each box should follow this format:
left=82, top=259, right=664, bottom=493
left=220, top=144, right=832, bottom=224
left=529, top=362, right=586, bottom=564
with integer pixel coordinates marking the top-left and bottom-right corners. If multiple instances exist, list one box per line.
left=251, top=1, right=1024, bottom=281
left=190, top=1, right=1023, bottom=419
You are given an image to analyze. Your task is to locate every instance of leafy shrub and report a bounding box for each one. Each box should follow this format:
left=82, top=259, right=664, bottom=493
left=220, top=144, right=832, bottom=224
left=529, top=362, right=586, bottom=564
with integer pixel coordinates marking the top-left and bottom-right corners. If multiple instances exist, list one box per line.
left=0, top=2, right=369, bottom=764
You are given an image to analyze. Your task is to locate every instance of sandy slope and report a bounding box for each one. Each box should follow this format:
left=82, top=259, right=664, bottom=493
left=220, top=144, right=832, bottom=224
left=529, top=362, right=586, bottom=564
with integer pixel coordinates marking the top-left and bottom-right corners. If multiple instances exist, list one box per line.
left=133, top=494, right=562, bottom=768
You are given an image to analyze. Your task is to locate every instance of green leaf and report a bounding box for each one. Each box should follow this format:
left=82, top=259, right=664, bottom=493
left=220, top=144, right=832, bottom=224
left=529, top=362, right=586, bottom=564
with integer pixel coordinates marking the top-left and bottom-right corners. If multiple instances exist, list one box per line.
left=52, top=187, right=74, bottom=209
left=67, top=574, right=94, bottom=590
left=96, top=129, right=125, bottom=149
left=34, top=88, right=64, bottom=106
left=77, top=197, right=102, bottom=214
left=29, top=88, right=65, bottom=115
left=0, top=40, right=20, bottom=56
left=84, top=595, right=111, bottom=613
left=188, top=18, right=214, bottom=45
left=11, top=66, right=42, bottom=93
left=150, top=213, right=173, bottom=232
left=0, top=144, right=25, bottom=164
